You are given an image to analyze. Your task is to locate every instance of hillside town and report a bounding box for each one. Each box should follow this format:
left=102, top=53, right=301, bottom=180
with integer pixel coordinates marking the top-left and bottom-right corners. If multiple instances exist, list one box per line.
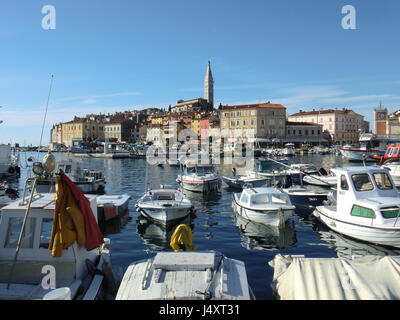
left=49, top=61, right=385, bottom=153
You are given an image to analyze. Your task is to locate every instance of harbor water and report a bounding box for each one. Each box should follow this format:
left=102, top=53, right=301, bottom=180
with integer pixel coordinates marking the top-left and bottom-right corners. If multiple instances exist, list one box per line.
left=11, top=152, right=400, bottom=300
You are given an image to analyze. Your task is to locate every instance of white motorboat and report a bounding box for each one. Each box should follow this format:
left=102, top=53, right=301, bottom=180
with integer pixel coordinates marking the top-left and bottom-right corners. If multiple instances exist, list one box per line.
left=339, top=133, right=387, bottom=162
left=136, top=186, right=195, bottom=225
left=302, top=169, right=337, bottom=187
left=35, top=161, right=106, bottom=194
left=278, top=163, right=320, bottom=185
left=0, top=145, right=20, bottom=178
left=313, top=166, right=400, bottom=248
left=282, top=143, right=296, bottom=157
left=177, top=164, right=221, bottom=193
left=116, top=251, right=254, bottom=300
left=232, top=187, right=295, bottom=227
left=96, top=194, right=131, bottom=223
left=222, top=171, right=271, bottom=189
left=0, top=181, right=115, bottom=300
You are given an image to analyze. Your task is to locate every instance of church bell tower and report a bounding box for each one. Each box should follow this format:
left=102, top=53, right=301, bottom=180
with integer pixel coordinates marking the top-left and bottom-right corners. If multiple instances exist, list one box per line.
left=204, top=61, right=214, bottom=109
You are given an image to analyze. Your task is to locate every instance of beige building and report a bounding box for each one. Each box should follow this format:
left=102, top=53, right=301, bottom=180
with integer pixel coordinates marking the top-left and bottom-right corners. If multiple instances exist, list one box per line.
left=285, top=121, right=326, bottom=145
left=288, top=108, right=364, bottom=145
left=50, top=123, right=63, bottom=145
left=61, top=118, right=105, bottom=147
left=220, top=102, right=286, bottom=139
left=104, top=119, right=135, bottom=142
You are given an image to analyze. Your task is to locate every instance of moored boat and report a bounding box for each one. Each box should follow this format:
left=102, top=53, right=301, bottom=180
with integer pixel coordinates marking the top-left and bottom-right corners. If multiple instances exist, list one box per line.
left=135, top=186, right=195, bottom=225
left=313, top=166, right=400, bottom=248
left=232, top=187, right=295, bottom=227
left=96, top=194, right=131, bottom=223
left=222, top=171, right=271, bottom=189
left=177, top=164, right=221, bottom=193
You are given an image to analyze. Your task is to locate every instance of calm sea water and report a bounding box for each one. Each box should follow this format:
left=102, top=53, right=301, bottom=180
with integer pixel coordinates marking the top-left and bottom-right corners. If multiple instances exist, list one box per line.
left=13, top=152, right=400, bottom=300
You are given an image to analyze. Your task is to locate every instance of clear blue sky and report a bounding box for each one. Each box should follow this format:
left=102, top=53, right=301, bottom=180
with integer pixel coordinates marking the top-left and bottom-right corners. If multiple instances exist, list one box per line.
left=1, top=0, right=400, bottom=145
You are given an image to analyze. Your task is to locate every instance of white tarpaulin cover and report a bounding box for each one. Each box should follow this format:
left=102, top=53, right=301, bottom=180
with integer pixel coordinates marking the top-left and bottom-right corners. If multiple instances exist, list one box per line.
left=269, top=254, right=400, bottom=300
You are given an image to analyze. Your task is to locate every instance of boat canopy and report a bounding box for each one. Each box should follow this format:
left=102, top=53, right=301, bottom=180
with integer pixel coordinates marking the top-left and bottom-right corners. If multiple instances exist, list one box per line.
left=269, top=254, right=400, bottom=300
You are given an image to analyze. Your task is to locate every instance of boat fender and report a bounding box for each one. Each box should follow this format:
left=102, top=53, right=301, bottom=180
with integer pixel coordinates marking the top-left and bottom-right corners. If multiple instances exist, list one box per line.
left=7, top=166, right=15, bottom=174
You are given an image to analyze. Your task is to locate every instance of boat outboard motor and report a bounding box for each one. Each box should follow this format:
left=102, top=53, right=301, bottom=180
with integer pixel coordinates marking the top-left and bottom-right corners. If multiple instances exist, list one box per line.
left=281, top=174, right=293, bottom=189
left=318, top=168, right=328, bottom=176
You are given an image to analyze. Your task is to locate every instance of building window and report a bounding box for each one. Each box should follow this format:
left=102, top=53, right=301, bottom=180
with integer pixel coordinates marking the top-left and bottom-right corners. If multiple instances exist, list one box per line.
left=261, top=119, right=265, bottom=126
left=288, top=130, right=291, bottom=135
left=305, top=130, right=309, bottom=135
left=311, top=130, right=314, bottom=135
left=299, top=130, right=302, bottom=134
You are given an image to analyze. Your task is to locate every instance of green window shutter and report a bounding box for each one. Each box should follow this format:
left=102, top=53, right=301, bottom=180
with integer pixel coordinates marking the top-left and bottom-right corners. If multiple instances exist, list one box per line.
left=351, top=205, right=375, bottom=218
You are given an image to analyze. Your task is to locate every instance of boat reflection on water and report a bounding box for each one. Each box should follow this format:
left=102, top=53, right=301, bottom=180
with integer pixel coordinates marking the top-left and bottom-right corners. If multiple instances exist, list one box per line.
left=182, top=188, right=222, bottom=204
left=233, top=213, right=297, bottom=251
left=136, top=214, right=194, bottom=251
left=313, top=220, right=400, bottom=259
left=99, top=210, right=131, bottom=236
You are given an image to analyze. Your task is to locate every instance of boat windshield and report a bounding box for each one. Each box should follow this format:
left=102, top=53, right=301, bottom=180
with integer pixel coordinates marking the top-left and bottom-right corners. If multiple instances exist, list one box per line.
left=351, top=174, right=374, bottom=191
left=373, top=172, right=393, bottom=190
left=251, top=194, right=269, bottom=205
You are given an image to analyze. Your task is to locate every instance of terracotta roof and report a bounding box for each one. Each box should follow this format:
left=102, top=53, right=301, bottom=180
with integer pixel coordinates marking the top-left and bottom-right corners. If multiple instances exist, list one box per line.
left=289, top=109, right=362, bottom=117
left=221, top=102, right=286, bottom=110
left=286, top=121, right=322, bottom=126
left=105, top=119, right=133, bottom=125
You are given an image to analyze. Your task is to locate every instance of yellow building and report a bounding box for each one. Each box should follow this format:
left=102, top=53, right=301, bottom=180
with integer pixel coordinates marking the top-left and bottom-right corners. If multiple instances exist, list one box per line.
left=220, top=102, right=286, bottom=139
left=191, top=113, right=202, bottom=138
left=61, top=118, right=104, bottom=147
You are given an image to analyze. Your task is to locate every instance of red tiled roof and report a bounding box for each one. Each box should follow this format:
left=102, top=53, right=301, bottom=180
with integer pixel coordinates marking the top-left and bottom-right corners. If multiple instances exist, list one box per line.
left=221, top=103, right=286, bottom=110
left=289, top=109, right=362, bottom=117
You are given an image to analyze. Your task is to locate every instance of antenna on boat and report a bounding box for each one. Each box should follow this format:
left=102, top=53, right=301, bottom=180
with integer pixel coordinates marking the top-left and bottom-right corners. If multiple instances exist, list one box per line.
left=37, top=75, right=54, bottom=155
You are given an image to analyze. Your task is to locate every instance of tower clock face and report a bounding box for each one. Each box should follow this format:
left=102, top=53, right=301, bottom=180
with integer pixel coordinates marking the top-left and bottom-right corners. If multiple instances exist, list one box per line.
left=379, top=113, right=385, bottom=120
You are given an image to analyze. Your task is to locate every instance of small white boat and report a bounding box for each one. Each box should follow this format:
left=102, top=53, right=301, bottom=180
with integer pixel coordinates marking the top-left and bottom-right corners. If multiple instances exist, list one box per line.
left=177, top=164, right=221, bottom=193
left=282, top=143, right=296, bottom=157
left=136, top=186, right=195, bottom=225
left=313, top=166, right=400, bottom=248
left=279, top=163, right=320, bottom=185
left=116, top=251, right=254, bottom=300
left=96, top=194, right=131, bottom=223
left=302, top=169, right=337, bottom=187
left=232, top=187, right=295, bottom=227
left=222, top=171, right=270, bottom=189
left=35, top=161, right=106, bottom=194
